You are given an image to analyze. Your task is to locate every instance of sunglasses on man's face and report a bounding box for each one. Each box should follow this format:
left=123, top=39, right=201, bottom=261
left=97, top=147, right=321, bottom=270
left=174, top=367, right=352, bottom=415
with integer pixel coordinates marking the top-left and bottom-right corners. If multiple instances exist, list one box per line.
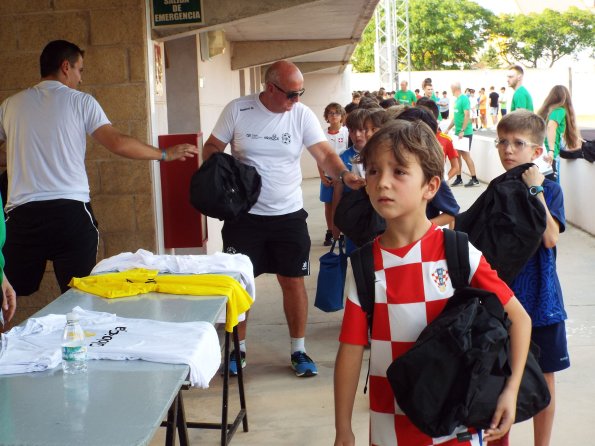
left=271, top=83, right=305, bottom=100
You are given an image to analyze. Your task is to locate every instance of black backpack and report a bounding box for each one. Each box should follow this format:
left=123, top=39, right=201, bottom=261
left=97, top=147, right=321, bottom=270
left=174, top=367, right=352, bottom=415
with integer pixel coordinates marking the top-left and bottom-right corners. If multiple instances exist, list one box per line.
left=189, top=152, right=261, bottom=221
left=454, top=163, right=546, bottom=285
left=333, top=188, right=386, bottom=247
left=350, top=229, right=551, bottom=438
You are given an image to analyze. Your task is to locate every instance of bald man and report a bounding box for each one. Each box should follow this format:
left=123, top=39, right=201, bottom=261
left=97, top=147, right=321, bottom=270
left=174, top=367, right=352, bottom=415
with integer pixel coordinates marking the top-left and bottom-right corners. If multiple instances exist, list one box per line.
left=446, top=81, right=479, bottom=187
left=203, top=60, right=363, bottom=378
left=394, top=80, right=417, bottom=105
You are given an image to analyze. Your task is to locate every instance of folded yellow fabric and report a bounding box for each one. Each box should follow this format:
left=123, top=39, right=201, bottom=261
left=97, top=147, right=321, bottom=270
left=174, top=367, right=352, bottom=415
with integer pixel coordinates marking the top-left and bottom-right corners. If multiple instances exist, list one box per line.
left=69, top=269, right=253, bottom=332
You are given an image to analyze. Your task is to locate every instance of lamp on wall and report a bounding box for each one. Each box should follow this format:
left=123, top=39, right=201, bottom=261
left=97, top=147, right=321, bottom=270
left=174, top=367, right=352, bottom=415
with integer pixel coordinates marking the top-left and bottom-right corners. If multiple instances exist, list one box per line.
left=199, top=29, right=226, bottom=61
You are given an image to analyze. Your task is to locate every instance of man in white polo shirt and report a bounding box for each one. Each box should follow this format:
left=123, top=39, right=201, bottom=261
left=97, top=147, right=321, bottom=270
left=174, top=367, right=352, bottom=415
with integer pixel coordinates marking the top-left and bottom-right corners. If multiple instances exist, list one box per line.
left=203, top=60, right=363, bottom=378
left=0, top=40, right=198, bottom=298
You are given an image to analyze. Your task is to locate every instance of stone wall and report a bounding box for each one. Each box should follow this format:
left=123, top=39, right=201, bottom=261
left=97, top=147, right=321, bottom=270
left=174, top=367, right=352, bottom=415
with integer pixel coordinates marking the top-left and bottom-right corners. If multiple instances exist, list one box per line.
left=0, top=0, right=155, bottom=325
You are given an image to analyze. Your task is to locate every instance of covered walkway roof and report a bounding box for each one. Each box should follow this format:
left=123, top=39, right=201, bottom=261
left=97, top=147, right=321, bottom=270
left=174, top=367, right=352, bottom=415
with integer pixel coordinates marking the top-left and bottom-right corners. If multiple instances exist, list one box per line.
left=152, top=0, right=379, bottom=74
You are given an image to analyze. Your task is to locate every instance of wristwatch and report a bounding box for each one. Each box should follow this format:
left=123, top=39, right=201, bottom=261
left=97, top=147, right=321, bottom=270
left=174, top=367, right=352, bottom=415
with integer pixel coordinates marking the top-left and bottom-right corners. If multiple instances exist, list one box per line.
left=528, top=185, right=544, bottom=196
left=338, top=169, right=350, bottom=185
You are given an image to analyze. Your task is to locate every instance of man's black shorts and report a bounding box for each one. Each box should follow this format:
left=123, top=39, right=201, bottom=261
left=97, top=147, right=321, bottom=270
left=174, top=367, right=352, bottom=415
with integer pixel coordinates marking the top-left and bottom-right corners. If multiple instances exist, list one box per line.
left=222, top=209, right=311, bottom=278
left=4, top=199, right=99, bottom=295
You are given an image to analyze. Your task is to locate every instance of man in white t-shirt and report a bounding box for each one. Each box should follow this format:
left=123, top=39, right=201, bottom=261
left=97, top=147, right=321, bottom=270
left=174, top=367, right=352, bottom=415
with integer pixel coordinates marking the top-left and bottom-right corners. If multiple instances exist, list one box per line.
left=203, top=60, right=364, bottom=378
left=0, top=40, right=199, bottom=298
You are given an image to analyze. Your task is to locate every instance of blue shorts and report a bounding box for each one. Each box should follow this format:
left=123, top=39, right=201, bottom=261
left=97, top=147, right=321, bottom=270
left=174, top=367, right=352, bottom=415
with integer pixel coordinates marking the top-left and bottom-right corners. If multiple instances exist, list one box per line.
left=532, top=321, right=570, bottom=373
left=320, top=181, right=334, bottom=203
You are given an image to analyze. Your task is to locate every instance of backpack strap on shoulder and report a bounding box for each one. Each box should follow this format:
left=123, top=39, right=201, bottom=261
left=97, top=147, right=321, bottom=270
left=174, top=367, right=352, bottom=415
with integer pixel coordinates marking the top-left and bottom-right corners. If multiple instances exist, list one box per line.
left=349, top=239, right=375, bottom=395
left=443, top=229, right=471, bottom=289
left=350, top=240, right=375, bottom=329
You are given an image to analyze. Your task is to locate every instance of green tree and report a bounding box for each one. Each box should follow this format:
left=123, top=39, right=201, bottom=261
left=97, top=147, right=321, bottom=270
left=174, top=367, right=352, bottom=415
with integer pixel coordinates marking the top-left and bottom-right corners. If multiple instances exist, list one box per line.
left=351, top=14, right=376, bottom=72
left=494, top=7, right=595, bottom=68
left=351, top=0, right=494, bottom=71
left=408, top=0, right=494, bottom=70
left=477, top=46, right=503, bottom=69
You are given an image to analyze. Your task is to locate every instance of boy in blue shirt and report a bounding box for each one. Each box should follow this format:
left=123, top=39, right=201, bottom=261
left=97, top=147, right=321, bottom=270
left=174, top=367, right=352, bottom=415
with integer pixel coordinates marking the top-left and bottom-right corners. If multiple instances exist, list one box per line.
left=491, top=110, right=569, bottom=446
left=331, top=108, right=371, bottom=253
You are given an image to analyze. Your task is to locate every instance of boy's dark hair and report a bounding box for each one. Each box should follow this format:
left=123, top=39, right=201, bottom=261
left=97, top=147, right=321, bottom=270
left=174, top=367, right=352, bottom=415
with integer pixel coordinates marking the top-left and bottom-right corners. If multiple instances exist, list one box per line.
left=360, top=120, right=444, bottom=183
left=415, top=97, right=440, bottom=121
left=40, top=40, right=84, bottom=77
left=344, top=102, right=358, bottom=114
left=324, top=102, right=346, bottom=122
left=365, top=108, right=390, bottom=129
left=385, top=104, right=408, bottom=119
left=379, top=98, right=397, bottom=109
left=358, top=97, right=380, bottom=109
left=497, top=110, right=546, bottom=146
left=345, top=108, right=371, bottom=131
left=396, top=106, right=438, bottom=134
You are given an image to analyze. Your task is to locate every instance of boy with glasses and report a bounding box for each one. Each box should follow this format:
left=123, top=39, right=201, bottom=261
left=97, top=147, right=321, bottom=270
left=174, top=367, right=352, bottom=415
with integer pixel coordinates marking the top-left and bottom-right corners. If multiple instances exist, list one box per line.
left=488, top=110, right=569, bottom=446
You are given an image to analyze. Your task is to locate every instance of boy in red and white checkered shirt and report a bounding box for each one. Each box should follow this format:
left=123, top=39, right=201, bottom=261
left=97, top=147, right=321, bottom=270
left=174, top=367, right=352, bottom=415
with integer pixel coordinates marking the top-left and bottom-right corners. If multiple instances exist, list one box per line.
left=333, top=120, right=531, bottom=446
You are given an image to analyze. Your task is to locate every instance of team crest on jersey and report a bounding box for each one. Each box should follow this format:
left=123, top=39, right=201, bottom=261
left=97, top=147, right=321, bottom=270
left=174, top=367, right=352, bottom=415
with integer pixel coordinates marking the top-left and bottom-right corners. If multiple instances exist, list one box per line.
left=282, top=133, right=291, bottom=144
left=432, top=267, right=449, bottom=292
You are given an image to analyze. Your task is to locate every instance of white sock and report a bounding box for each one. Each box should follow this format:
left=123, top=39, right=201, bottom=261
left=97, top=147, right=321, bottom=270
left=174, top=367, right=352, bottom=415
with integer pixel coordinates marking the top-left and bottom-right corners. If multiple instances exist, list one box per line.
left=239, top=340, right=246, bottom=353
left=291, top=337, right=305, bottom=354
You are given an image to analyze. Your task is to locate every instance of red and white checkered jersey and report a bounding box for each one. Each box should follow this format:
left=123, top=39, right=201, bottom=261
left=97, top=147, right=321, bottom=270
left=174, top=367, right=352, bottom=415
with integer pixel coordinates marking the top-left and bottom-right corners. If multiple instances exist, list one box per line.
left=339, top=225, right=513, bottom=446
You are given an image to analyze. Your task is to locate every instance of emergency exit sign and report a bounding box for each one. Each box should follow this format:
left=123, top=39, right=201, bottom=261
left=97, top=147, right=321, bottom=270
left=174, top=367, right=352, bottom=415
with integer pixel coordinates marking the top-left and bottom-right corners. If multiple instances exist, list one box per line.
left=152, top=0, right=204, bottom=28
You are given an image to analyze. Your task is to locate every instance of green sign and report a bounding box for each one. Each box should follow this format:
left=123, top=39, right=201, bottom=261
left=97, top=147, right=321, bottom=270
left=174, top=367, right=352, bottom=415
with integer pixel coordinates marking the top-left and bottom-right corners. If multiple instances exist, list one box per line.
left=152, top=0, right=203, bottom=28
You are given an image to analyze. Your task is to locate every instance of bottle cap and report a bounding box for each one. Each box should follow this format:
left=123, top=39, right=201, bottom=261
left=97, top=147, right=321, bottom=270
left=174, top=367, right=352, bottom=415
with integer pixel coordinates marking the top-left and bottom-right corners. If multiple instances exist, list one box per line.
left=66, top=312, right=79, bottom=322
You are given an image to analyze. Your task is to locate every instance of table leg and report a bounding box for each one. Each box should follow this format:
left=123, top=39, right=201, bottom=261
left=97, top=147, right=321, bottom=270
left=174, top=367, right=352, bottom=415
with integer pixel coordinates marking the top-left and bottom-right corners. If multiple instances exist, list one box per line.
left=165, top=395, right=179, bottom=446
left=176, top=390, right=190, bottom=446
left=232, top=327, right=249, bottom=432
left=221, top=330, right=231, bottom=446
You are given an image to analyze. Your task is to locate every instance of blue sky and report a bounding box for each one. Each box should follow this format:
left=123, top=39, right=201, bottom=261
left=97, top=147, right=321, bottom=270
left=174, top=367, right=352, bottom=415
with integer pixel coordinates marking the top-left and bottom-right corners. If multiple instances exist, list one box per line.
left=471, top=0, right=518, bottom=15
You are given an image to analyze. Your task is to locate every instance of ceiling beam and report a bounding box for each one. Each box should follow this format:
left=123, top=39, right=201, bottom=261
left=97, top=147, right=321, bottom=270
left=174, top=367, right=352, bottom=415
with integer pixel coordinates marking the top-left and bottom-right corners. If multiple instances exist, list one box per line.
left=231, top=39, right=356, bottom=70
left=151, top=0, right=322, bottom=40
left=260, top=61, right=346, bottom=77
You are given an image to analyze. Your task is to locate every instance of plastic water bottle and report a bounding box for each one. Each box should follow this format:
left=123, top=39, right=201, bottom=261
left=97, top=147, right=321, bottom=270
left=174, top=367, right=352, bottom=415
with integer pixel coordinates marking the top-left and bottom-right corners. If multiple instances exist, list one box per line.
left=62, top=312, right=87, bottom=374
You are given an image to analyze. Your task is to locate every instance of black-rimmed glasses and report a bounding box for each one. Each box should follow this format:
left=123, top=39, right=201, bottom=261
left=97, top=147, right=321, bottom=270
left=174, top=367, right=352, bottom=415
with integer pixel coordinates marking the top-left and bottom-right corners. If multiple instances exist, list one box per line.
left=494, top=138, right=539, bottom=151
left=271, top=83, right=305, bottom=100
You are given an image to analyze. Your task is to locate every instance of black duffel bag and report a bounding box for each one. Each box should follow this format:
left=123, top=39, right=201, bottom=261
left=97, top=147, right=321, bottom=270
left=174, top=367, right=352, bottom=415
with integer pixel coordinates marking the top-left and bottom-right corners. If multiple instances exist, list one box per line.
left=189, top=152, right=261, bottom=221
left=386, top=230, right=551, bottom=438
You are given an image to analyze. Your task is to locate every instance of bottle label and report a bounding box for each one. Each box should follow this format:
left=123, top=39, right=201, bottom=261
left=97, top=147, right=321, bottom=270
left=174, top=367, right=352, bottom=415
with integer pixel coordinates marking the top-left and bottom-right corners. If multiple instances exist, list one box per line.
left=62, top=346, right=87, bottom=362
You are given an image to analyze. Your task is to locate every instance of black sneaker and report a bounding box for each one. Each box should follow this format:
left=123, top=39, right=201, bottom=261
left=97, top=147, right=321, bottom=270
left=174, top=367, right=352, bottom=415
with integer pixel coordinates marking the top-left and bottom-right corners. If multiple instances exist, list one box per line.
left=451, top=178, right=463, bottom=187
left=464, top=178, right=480, bottom=187
left=323, top=230, right=332, bottom=246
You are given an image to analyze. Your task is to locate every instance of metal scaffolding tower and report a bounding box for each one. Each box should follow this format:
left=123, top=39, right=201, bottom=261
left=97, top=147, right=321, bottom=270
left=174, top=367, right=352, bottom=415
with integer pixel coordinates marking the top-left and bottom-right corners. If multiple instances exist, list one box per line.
left=374, top=0, right=411, bottom=90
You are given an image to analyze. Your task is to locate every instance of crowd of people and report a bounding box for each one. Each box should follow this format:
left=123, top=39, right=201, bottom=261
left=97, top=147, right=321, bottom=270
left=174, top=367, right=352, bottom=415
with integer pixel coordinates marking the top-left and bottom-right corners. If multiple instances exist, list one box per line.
left=338, top=65, right=582, bottom=186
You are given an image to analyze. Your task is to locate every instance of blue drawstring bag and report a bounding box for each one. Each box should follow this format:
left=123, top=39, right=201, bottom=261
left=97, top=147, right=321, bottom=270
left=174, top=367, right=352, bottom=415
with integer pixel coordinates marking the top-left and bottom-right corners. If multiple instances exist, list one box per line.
left=314, top=238, right=347, bottom=312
